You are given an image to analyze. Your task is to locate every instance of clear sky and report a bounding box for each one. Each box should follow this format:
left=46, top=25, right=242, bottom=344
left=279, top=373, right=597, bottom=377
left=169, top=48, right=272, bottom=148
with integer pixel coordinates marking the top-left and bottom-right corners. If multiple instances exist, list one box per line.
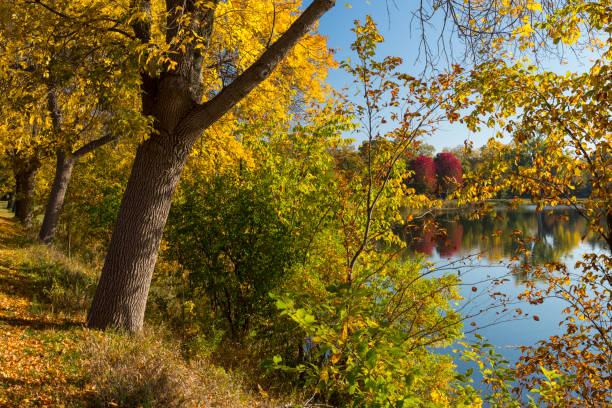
left=317, top=1, right=492, bottom=153
left=315, top=1, right=594, bottom=153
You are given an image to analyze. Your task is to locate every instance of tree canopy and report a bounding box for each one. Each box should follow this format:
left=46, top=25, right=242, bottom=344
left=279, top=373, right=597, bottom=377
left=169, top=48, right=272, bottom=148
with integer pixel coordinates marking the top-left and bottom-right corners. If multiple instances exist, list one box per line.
left=0, top=0, right=611, bottom=406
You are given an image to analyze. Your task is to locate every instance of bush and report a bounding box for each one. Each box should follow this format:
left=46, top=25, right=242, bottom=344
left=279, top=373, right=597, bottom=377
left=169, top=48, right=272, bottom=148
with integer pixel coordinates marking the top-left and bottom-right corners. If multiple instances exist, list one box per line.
left=164, top=168, right=305, bottom=340
left=268, top=258, right=465, bottom=407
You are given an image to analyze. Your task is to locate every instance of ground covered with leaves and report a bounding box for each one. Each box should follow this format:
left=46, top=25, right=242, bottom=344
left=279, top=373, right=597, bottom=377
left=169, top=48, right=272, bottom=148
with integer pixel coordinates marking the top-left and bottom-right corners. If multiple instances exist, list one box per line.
left=0, top=212, right=90, bottom=407
left=0, top=209, right=271, bottom=407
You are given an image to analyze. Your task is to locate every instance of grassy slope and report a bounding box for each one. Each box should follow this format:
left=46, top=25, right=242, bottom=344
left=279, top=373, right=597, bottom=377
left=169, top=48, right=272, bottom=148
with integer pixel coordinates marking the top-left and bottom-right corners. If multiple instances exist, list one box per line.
left=0, top=209, right=88, bottom=406
left=0, top=205, right=270, bottom=407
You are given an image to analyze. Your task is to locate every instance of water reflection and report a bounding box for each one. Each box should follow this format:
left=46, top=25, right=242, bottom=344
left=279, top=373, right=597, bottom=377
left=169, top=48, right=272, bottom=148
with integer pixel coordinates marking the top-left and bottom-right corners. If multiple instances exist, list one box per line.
left=398, top=208, right=604, bottom=264
left=396, top=208, right=608, bottom=390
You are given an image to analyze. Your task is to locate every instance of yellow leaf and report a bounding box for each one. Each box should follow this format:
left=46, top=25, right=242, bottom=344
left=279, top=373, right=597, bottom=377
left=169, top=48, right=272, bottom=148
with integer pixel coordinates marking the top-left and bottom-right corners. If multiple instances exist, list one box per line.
left=527, top=2, right=542, bottom=12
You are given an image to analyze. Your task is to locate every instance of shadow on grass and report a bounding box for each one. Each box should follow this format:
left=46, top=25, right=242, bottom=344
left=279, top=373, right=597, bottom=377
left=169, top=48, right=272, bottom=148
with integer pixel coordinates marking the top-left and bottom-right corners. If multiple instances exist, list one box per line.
left=0, top=315, right=82, bottom=331
left=0, top=269, right=44, bottom=301
left=0, top=213, right=30, bottom=250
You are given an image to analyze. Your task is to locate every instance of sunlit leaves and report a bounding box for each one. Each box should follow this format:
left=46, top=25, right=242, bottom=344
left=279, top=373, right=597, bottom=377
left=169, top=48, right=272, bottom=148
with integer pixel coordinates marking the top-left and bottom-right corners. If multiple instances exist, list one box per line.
left=450, top=2, right=612, bottom=405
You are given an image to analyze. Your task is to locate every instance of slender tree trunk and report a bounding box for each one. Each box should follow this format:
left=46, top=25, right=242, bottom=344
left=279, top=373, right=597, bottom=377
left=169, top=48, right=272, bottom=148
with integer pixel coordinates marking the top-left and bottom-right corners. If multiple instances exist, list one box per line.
left=13, top=165, right=38, bottom=228
left=87, top=134, right=194, bottom=332
left=36, top=134, right=115, bottom=245
left=6, top=192, right=14, bottom=210
left=38, top=150, right=75, bottom=245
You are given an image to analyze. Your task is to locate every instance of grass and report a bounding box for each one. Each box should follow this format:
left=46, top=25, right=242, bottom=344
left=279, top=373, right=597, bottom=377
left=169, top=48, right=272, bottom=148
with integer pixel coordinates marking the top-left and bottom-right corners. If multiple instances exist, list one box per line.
left=0, top=210, right=275, bottom=407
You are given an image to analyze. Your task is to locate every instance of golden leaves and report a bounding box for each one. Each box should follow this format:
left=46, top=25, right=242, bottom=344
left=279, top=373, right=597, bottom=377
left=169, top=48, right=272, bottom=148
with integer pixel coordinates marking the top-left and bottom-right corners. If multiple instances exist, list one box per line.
left=0, top=263, right=86, bottom=406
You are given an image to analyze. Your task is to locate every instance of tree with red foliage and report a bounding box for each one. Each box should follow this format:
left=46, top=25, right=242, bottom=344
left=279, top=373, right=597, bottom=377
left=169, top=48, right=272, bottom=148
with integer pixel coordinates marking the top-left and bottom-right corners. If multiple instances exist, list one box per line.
left=407, top=155, right=437, bottom=194
left=434, top=152, right=462, bottom=196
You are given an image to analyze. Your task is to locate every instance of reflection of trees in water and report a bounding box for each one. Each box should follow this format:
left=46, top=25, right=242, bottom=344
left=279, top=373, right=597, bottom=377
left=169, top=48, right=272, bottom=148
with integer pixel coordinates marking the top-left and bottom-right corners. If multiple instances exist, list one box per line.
left=413, top=227, right=435, bottom=255
left=398, top=209, right=603, bottom=264
left=437, top=223, right=463, bottom=258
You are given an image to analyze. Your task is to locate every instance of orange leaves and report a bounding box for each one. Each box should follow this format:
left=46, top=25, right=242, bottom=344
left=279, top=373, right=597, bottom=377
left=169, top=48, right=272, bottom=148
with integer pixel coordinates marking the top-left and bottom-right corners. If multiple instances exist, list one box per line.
left=0, top=222, right=89, bottom=407
left=0, top=298, right=85, bottom=406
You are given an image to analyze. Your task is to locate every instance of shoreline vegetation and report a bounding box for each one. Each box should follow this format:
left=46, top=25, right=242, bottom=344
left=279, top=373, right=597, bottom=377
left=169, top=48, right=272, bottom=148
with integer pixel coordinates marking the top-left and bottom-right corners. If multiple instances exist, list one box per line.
left=402, top=198, right=590, bottom=214
left=1, top=1, right=610, bottom=406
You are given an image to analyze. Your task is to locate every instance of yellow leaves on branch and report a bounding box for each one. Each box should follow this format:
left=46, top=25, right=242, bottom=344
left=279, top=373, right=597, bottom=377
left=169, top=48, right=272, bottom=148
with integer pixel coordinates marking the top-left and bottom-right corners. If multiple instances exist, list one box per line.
left=209, top=0, right=334, bottom=106
left=181, top=0, right=335, bottom=172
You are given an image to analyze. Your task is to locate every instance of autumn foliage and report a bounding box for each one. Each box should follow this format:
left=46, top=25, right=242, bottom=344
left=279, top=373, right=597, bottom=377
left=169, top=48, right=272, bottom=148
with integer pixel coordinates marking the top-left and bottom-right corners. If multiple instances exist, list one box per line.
left=407, top=155, right=437, bottom=194
left=1, top=0, right=612, bottom=407
left=406, top=153, right=463, bottom=196
left=434, top=152, right=463, bottom=195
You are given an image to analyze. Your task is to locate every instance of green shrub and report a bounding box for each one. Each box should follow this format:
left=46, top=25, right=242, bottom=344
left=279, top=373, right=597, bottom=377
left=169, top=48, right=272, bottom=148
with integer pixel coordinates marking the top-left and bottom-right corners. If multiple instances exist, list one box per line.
left=164, top=168, right=308, bottom=340
left=267, top=258, right=465, bottom=407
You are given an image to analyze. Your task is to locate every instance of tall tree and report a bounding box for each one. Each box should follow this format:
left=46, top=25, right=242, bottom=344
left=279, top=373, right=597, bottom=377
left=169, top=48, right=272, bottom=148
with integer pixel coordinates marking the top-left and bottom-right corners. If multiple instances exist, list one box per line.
left=0, top=0, right=140, bottom=239
left=0, top=65, right=49, bottom=227
left=434, top=152, right=462, bottom=195
left=83, top=0, right=337, bottom=332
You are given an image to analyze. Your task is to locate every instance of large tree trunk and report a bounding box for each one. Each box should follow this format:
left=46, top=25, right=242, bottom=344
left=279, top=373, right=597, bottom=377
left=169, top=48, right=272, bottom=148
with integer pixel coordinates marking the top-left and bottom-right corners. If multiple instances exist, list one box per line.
left=86, top=134, right=193, bottom=332
left=38, top=150, right=75, bottom=245
left=86, top=0, right=336, bottom=332
left=13, top=164, right=38, bottom=228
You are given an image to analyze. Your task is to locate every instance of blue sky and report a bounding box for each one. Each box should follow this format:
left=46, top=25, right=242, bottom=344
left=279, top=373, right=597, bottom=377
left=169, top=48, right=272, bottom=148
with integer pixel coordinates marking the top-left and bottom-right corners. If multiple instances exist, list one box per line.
left=317, top=1, right=491, bottom=153
left=315, top=1, right=595, bottom=153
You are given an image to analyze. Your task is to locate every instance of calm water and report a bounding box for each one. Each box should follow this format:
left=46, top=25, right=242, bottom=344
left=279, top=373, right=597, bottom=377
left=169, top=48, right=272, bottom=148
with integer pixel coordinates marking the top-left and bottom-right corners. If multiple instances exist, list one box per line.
left=397, top=208, right=608, bottom=384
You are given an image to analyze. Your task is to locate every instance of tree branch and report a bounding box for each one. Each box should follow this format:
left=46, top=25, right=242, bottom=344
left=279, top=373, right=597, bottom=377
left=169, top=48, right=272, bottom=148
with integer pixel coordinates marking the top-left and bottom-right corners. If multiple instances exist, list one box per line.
left=72, top=134, right=116, bottom=158
left=178, top=0, right=336, bottom=139
left=26, top=0, right=136, bottom=40
left=130, top=0, right=152, bottom=44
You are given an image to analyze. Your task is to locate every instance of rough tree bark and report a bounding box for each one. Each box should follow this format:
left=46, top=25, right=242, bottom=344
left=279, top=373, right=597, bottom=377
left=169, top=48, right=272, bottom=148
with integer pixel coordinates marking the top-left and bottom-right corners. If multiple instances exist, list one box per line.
left=13, top=157, right=40, bottom=228
left=87, top=0, right=336, bottom=332
left=37, top=134, right=115, bottom=245
left=86, top=129, right=197, bottom=331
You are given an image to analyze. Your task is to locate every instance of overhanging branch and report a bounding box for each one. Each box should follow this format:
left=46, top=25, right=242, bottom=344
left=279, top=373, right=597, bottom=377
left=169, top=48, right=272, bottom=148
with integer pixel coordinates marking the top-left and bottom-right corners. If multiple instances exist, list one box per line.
left=178, top=0, right=336, bottom=139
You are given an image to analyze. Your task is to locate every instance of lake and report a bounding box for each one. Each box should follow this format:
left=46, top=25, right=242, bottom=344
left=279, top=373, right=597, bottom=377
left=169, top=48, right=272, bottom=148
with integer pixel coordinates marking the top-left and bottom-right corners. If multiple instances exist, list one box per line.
left=396, top=207, right=608, bottom=388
